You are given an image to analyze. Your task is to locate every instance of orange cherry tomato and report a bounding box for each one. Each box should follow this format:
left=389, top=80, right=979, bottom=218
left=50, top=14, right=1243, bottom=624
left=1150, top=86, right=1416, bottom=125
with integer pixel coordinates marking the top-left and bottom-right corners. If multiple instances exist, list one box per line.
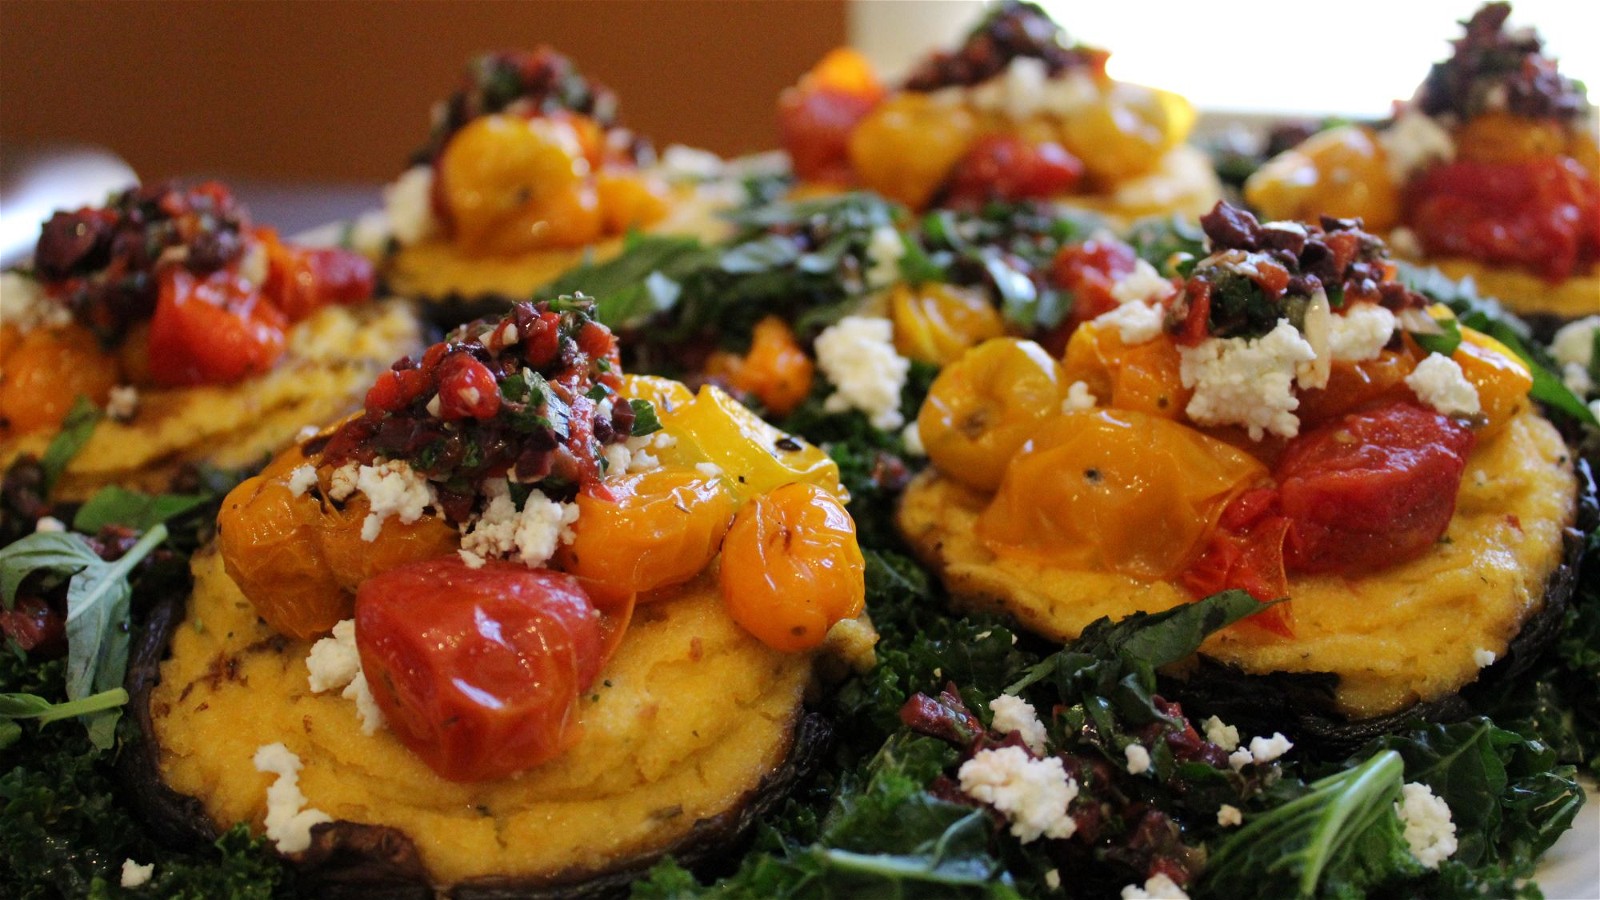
left=703, top=315, right=815, bottom=416
left=1060, top=323, right=1189, bottom=420
left=146, top=266, right=287, bottom=387
left=1452, top=327, right=1533, bottom=441
left=595, top=169, right=671, bottom=235
left=0, top=323, right=120, bottom=434
left=259, top=228, right=376, bottom=322
left=437, top=114, right=602, bottom=255
left=848, top=93, right=978, bottom=210
left=778, top=48, right=885, bottom=183
left=719, top=482, right=865, bottom=653
left=356, top=557, right=607, bottom=782
left=556, top=469, right=738, bottom=603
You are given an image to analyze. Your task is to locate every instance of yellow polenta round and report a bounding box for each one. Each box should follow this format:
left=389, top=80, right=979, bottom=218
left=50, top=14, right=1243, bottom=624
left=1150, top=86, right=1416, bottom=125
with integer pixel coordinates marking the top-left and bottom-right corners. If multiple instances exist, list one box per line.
left=1, top=301, right=421, bottom=500
left=897, top=408, right=1577, bottom=719
left=151, top=548, right=812, bottom=888
left=1060, top=145, right=1224, bottom=226
left=1407, top=256, right=1600, bottom=321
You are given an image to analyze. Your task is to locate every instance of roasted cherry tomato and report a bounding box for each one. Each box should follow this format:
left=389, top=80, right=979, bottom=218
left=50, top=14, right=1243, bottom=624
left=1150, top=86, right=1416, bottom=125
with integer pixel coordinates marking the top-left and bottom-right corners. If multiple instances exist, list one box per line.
left=356, top=557, right=607, bottom=782
left=437, top=114, right=602, bottom=255
left=703, top=316, right=815, bottom=416
left=146, top=266, right=287, bottom=387
left=849, top=93, right=979, bottom=210
left=260, top=229, right=375, bottom=322
left=1180, top=486, right=1294, bottom=637
left=1243, top=125, right=1401, bottom=233
left=719, top=482, right=865, bottom=653
left=0, top=323, right=120, bottom=434
left=655, top=385, right=843, bottom=501
left=779, top=48, right=885, bottom=183
left=1060, top=322, right=1189, bottom=420
left=1276, top=402, right=1475, bottom=574
left=0, top=594, right=66, bottom=657
left=943, top=135, right=1084, bottom=209
left=1404, top=156, right=1600, bottom=281
left=1045, top=237, right=1142, bottom=349
left=890, top=282, right=1005, bottom=366
left=918, top=338, right=1066, bottom=492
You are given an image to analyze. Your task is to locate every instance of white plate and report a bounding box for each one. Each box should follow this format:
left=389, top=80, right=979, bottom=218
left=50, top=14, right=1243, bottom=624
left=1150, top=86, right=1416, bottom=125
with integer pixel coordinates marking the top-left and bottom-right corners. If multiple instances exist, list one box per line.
left=1540, top=777, right=1599, bottom=900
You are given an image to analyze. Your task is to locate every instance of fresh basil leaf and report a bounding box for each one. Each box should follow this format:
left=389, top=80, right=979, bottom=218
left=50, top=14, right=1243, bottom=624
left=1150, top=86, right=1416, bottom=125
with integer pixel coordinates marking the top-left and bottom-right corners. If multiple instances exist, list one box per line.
left=0, top=687, right=128, bottom=726
left=72, top=486, right=208, bottom=532
left=39, top=396, right=101, bottom=495
left=0, top=532, right=102, bottom=608
left=982, top=251, right=1040, bottom=330
left=629, top=399, right=662, bottom=436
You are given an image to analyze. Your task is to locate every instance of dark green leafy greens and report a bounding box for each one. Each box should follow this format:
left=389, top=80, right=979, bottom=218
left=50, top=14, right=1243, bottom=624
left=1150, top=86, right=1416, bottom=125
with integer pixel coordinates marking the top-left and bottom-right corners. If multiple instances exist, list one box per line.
left=38, top=397, right=103, bottom=495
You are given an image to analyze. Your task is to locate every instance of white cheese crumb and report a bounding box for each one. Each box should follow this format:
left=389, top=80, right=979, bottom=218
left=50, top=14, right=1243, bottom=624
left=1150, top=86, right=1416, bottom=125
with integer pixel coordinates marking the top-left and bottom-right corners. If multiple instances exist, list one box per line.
left=458, top=548, right=486, bottom=569
left=1551, top=315, right=1599, bottom=396
left=327, top=462, right=359, bottom=501
left=458, top=478, right=580, bottom=568
left=252, top=743, right=332, bottom=854
left=34, top=516, right=66, bottom=534
left=1406, top=353, right=1481, bottom=416
left=305, top=620, right=361, bottom=693
left=1228, top=747, right=1255, bottom=771
left=1062, top=380, right=1098, bottom=412
left=657, top=144, right=726, bottom=181
left=958, top=746, right=1079, bottom=843
left=296, top=424, right=322, bottom=442
left=695, top=461, right=724, bottom=478
left=1217, top=804, right=1243, bottom=827
left=1121, top=872, right=1191, bottom=899
left=286, top=465, right=318, bottom=498
left=900, top=421, right=926, bottom=457
left=343, top=671, right=383, bottom=736
left=989, top=694, right=1048, bottom=754
left=352, top=460, right=436, bottom=541
left=1249, top=732, right=1294, bottom=764
left=1379, top=110, right=1456, bottom=182
left=1396, top=782, right=1458, bottom=868
left=0, top=270, right=72, bottom=329
left=1111, top=258, right=1176, bottom=306
left=1124, top=742, right=1152, bottom=775
left=383, top=165, right=439, bottom=246
left=1092, top=299, right=1165, bottom=345
left=1388, top=226, right=1424, bottom=259
left=1327, top=303, right=1397, bottom=363
left=120, top=858, right=155, bottom=888
left=1203, top=715, right=1240, bottom=752
left=603, top=443, right=632, bottom=475
left=1179, top=320, right=1316, bottom=440
left=1473, top=648, right=1497, bottom=668
left=1045, top=868, right=1062, bottom=890
left=815, top=316, right=911, bottom=431
left=105, top=385, right=140, bottom=422
left=865, top=225, right=906, bottom=290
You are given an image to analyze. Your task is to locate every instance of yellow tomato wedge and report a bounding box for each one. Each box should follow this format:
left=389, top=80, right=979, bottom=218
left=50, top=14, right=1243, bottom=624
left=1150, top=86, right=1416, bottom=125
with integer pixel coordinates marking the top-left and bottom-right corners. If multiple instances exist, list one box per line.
left=654, top=385, right=843, bottom=501
left=976, top=409, right=1267, bottom=579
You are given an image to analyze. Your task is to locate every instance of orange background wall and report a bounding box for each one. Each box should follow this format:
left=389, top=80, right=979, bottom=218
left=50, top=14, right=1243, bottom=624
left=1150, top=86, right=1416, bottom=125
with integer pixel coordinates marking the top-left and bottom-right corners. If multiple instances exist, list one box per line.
left=0, top=1, right=848, bottom=182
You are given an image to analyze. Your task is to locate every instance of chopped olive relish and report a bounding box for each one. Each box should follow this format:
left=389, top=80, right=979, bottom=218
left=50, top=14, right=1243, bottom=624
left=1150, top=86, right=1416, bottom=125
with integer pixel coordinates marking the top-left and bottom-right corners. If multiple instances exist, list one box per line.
left=411, top=47, right=633, bottom=167
left=1168, top=202, right=1426, bottom=344
left=29, top=181, right=251, bottom=346
left=901, top=0, right=1107, bottom=92
left=320, top=297, right=656, bottom=519
left=1413, top=2, right=1588, bottom=123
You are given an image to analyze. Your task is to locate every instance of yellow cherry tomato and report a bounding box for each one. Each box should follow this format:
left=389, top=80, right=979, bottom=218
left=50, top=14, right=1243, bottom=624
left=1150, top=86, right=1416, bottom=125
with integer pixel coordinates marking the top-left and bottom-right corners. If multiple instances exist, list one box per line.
left=0, top=323, right=121, bottom=435
left=1454, top=112, right=1568, bottom=164
left=1060, top=82, right=1194, bottom=182
left=1060, top=322, right=1189, bottom=420
left=719, top=482, right=865, bottom=653
left=975, top=409, right=1267, bottom=579
left=620, top=373, right=696, bottom=415
left=596, top=168, right=671, bottom=234
left=1244, top=125, right=1400, bottom=233
left=918, top=338, right=1066, bottom=492
left=1452, top=327, right=1533, bottom=440
left=438, top=113, right=602, bottom=255
left=557, top=469, right=737, bottom=602
left=655, top=385, right=843, bottom=501
left=848, top=93, right=979, bottom=210
left=890, top=282, right=1005, bottom=366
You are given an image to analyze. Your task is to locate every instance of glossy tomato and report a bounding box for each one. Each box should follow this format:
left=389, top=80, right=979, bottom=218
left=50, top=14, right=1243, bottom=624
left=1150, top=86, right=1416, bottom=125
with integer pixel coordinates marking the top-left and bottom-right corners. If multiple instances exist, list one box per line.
left=261, top=232, right=376, bottom=322
left=1045, top=238, right=1140, bottom=351
left=943, top=135, right=1084, bottom=210
left=355, top=557, right=607, bottom=782
left=146, top=267, right=287, bottom=386
left=778, top=48, right=884, bottom=183
left=1276, top=402, right=1474, bottom=574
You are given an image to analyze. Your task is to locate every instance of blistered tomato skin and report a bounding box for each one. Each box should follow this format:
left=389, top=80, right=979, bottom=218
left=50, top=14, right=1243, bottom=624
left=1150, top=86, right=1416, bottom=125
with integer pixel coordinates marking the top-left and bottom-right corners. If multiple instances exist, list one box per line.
left=0, top=323, right=121, bottom=435
left=719, top=483, right=865, bottom=653
left=918, top=338, right=1066, bottom=492
left=146, top=267, right=288, bottom=387
left=356, top=557, right=607, bottom=783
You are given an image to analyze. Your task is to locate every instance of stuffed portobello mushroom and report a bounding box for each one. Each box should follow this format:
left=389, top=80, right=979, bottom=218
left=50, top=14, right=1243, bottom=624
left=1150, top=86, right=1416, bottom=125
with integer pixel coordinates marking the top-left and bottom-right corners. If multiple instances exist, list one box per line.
left=897, top=201, right=1585, bottom=739
left=126, top=299, right=876, bottom=893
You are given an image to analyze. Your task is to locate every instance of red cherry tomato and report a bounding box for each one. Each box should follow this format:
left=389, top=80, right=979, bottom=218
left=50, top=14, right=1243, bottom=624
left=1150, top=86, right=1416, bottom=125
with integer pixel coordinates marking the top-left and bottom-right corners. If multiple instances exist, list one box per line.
left=1405, top=157, right=1600, bottom=281
left=1276, top=402, right=1474, bottom=574
left=262, top=230, right=376, bottom=322
left=355, top=556, right=608, bottom=782
left=1181, top=487, right=1293, bottom=637
left=435, top=352, right=502, bottom=420
left=1042, top=237, right=1140, bottom=353
left=146, top=266, right=288, bottom=387
left=945, top=135, right=1084, bottom=211
left=779, top=86, right=882, bottom=183
left=0, top=595, right=66, bottom=657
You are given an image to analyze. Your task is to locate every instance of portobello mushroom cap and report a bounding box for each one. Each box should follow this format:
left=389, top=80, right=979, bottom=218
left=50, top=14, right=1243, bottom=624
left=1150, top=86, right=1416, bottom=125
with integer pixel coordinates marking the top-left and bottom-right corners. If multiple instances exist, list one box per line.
left=1, top=301, right=422, bottom=501
left=896, top=407, right=1584, bottom=738
left=124, top=547, right=829, bottom=896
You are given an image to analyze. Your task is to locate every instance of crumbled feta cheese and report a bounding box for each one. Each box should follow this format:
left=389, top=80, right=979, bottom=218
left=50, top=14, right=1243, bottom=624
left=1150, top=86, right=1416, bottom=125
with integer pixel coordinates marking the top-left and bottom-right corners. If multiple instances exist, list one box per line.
left=958, top=746, right=1079, bottom=843
left=458, top=479, right=580, bottom=568
left=1327, top=303, right=1397, bottom=363
left=1203, top=715, right=1240, bottom=752
left=1062, top=380, right=1098, bottom=412
left=1550, top=315, right=1599, bottom=396
left=343, top=671, right=383, bottom=736
left=458, top=548, right=486, bottom=569
left=1228, top=747, right=1255, bottom=771
left=1111, top=258, right=1176, bottom=306
left=989, top=694, right=1048, bottom=754
left=296, top=424, right=322, bottom=442
left=1217, top=804, right=1243, bottom=827
left=657, top=144, right=726, bottom=182
left=865, top=225, right=906, bottom=289
left=1473, top=647, right=1497, bottom=668
left=327, top=462, right=359, bottom=502
left=1406, top=353, right=1481, bottom=416
left=900, top=421, right=926, bottom=457
left=1124, top=743, right=1152, bottom=775
left=1388, top=226, right=1424, bottom=259
left=353, top=460, right=436, bottom=541
left=814, top=316, right=911, bottom=431
left=120, top=858, right=155, bottom=888
left=105, top=385, right=140, bottom=422
left=34, top=516, right=66, bottom=534
left=967, top=57, right=1098, bottom=120
left=1380, top=110, right=1456, bottom=182
left=383, top=165, right=439, bottom=245
left=1121, top=872, right=1190, bottom=899
left=1396, top=782, right=1458, bottom=868
left=1045, top=869, right=1062, bottom=890
left=253, top=743, right=332, bottom=854
left=695, top=462, right=723, bottom=478
left=603, top=443, right=632, bottom=475
left=1179, top=320, right=1316, bottom=439
left=1093, top=300, right=1165, bottom=345
left=306, top=620, right=361, bottom=693
left=0, top=270, right=72, bottom=330
left=286, top=465, right=319, bottom=498
left=1248, top=732, right=1294, bottom=764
